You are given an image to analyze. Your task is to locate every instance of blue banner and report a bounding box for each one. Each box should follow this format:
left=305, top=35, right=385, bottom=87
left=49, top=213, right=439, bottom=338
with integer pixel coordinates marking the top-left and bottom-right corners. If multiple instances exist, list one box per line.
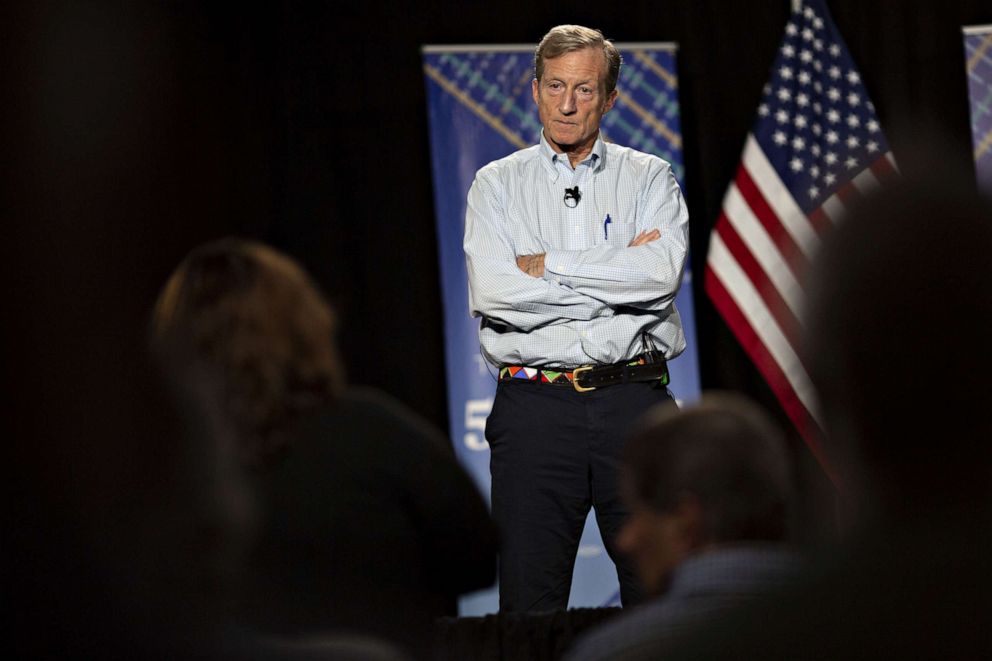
left=423, top=43, right=700, bottom=615
left=964, top=25, right=992, bottom=193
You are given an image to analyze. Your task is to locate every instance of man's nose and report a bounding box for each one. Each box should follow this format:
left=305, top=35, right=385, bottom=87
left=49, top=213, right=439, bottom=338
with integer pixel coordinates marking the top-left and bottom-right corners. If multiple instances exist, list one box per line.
left=559, top=90, right=577, bottom=115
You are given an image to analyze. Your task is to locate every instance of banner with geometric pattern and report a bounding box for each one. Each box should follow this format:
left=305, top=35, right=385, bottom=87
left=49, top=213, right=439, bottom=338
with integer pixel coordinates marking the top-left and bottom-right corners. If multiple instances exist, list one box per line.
left=964, top=25, right=992, bottom=193
left=422, top=43, right=699, bottom=615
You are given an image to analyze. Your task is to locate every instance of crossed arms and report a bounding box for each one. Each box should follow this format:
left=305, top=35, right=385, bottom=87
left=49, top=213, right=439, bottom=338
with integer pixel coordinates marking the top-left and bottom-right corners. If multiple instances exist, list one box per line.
left=464, top=159, right=689, bottom=333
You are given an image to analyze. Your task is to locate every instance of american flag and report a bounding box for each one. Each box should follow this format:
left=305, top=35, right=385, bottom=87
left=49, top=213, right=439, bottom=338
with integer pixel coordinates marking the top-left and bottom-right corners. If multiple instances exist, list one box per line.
left=704, top=0, right=896, bottom=480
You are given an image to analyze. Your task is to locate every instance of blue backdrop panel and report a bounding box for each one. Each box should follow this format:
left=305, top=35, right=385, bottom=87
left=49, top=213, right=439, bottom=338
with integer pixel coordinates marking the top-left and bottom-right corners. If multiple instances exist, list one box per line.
left=964, top=26, right=992, bottom=193
left=422, top=44, right=700, bottom=615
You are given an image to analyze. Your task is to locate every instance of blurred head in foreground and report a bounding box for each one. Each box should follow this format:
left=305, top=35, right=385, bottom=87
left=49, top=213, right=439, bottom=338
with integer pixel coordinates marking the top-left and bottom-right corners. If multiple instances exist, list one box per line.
left=804, top=168, right=992, bottom=523
left=152, top=238, right=344, bottom=468
left=617, top=393, right=795, bottom=595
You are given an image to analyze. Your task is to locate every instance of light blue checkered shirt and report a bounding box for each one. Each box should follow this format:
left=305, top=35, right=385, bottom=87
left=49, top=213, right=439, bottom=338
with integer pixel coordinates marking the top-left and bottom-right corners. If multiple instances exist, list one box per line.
left=464, top=131, right=689, bottom=369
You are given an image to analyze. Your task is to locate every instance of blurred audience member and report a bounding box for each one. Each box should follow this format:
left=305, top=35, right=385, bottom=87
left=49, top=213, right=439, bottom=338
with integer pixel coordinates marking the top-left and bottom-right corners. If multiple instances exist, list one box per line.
left=664, top=152, right=992, bottom=658
left=566, top=393, right=803, bottom=661
left=152, top=238, right=498, bottom=659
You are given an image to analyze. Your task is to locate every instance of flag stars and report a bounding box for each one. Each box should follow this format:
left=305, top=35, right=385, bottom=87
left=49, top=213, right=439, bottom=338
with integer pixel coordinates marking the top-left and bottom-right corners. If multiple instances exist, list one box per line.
left=812, top=102, right=822, bottom=115
left=867, top=140, right=879, bottom=153
left=829, top=65, right=841, bottom=79
left=846, top=114, right=860, bottom=129
left=829, top=43, right=841, bottom=57
left=801, top=50, right=814, bottom=63
left=867, top=119, right=880, bottom=133
left=846, top=135, right=859, bottom=148
left=802, top=28, right=814, bottom=41
left=825, top=151, right=838, bottom=165
left=824, top=172, right=837, bottom=186
left=773, top=130, right=788, bottom=146
left=782, top=44, right=796, bottom=58
left=778, top=87, right=792, bottom=102
left=809, top=185, right=820, bottom=199
left=758, top=103, right=770, bottom=116
left=826, top=130, right=839, bottom=144
left=792, top=136, right=806, bottom=151
left=780, top=66, right=794, bottom=80
left=827, top=87, right=841, bottom=102
left=804, top=6, right=815, bottom=19
left=827, top=109, right=840, bottom=124
left=794, top=114, right=808, bottom=129
left=812, top=125, right=822, bottom=138
left=810, top=165, right=820, bottom=178
left=847, top=92, right=861, bottom=106
left=790, top=157, right=804, bottom=172
left=847, top=70, right=861, bottom=84
left=798, top=70, right=811, bottom=85
left=813, top=17, right=824, bottom=30
left=776, top=109, right=790, bottom=124
left=812, top=59, right=823, bottom=72
left=811, top=143, right=821, bottom=156
left=845, top=156, right=859, bottom=169
left=786, top=22, right=798, bottom=36
left=813, top=38, right=824, bottom=52
left=796, top=92, right=810, bottom=107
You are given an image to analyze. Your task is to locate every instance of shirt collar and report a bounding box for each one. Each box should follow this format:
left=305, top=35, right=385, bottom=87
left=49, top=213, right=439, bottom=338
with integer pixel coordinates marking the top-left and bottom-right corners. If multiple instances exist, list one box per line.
left=539, top=131, right=605, bottom=176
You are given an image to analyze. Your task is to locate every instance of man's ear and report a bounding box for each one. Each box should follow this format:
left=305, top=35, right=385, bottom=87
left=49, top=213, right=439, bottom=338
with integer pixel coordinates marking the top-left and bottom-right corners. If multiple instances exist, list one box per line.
left=532, top=78, right=540, bottom=105
left=603, top=88, right=618, bottom=114
left=672, top=493, right=705, bottom=550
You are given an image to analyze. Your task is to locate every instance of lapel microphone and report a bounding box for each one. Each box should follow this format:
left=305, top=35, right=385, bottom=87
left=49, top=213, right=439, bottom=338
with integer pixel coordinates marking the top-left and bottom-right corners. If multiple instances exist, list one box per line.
left=563, top=186, right=581, bottom=208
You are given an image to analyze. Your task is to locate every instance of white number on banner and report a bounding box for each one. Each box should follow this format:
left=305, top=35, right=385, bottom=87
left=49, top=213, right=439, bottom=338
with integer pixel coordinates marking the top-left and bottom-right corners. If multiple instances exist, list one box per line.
left=464, top=398, right=493, bottom=451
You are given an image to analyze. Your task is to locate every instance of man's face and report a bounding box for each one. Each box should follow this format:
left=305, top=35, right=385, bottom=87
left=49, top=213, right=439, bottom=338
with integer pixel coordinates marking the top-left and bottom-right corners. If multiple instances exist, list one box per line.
left=532, top=47, right=617, bottom=157
left=616, top=500, right=694, bottom=597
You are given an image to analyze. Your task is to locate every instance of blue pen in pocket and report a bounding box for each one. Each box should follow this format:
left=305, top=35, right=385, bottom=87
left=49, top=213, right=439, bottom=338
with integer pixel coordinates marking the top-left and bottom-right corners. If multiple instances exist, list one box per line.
left=603, top=214, right=612, bottom=240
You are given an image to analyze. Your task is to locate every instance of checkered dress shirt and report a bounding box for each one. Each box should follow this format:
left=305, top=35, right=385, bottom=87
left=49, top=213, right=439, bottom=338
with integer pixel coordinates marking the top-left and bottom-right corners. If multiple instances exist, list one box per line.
left=464, top=131, right=689, bottom=369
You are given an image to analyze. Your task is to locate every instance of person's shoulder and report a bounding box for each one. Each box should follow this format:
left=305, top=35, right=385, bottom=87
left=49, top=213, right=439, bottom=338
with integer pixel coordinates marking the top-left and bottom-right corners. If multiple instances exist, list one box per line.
left=603, top=141, right=673, bottom=174
left=334, top=386, right=453, bottom=454
left=566, top=600, right=681, bottom=661
left=475, top=144, right=542, bottom=180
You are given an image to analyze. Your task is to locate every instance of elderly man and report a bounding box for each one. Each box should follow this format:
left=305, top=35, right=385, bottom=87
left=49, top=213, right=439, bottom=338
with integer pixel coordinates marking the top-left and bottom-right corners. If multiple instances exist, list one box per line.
left=566, top=394, right=803, bottom=661
left=464, top=24, right=690, bottom=611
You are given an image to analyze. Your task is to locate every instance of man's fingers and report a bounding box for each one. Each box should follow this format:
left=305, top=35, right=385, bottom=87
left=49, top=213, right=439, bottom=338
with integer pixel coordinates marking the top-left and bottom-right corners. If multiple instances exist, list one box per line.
left=628, top=229, right=661, bottom=247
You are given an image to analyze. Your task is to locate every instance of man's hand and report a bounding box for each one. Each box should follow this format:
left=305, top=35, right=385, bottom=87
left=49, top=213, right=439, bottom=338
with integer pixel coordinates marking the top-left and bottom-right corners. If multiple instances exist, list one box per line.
left=629, top=229, right=661, bottom=247
left=516, top=253, right=546, bottom=277
left=516, top=231, right=657, bottom=277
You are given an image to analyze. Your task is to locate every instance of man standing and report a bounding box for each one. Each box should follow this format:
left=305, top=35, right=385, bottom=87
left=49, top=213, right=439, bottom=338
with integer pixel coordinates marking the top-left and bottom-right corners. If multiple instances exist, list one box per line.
left=464, top=25, right=690, bottom=612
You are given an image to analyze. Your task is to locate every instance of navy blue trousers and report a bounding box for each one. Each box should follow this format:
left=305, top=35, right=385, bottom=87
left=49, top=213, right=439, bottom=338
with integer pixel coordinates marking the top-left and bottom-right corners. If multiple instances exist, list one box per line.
left=486, top=378, right=674, bottom=612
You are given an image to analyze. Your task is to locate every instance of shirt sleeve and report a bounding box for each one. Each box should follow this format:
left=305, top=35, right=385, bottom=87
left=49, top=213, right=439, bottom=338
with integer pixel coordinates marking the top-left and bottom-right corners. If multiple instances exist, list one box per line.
left=542, top=160, right=689, bottom=311
left=464, top=169, right=612, bottom=332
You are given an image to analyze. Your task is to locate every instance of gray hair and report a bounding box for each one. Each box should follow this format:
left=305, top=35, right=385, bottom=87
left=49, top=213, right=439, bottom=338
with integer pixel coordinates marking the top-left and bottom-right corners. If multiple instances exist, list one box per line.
left=534, top=25, right=622, bottom=93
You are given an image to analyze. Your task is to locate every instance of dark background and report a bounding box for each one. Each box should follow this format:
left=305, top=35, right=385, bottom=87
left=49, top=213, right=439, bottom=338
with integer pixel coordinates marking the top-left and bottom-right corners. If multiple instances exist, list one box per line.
left=6, top=0, right=990, bottom=545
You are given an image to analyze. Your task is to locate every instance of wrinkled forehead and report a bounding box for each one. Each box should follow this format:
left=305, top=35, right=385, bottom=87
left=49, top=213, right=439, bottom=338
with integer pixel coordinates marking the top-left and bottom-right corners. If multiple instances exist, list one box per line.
left=540, top=47, right=608, bottom=82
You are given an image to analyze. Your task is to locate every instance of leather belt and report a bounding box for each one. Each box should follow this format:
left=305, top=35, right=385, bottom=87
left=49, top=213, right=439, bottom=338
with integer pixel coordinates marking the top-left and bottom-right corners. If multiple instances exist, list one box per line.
left=499, top=353, right=669, bottom=393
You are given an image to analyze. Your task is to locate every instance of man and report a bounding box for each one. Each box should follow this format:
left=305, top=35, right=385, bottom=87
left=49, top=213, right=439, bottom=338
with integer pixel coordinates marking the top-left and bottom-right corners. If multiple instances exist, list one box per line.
left=566, top=393, right=803, bottom=661
left=464, top=24, right=690, bottom=612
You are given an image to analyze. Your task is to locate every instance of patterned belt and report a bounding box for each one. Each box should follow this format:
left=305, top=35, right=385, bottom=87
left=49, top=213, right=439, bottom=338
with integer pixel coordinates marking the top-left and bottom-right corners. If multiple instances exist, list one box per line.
left=499, top=354, right=669, bottom=392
